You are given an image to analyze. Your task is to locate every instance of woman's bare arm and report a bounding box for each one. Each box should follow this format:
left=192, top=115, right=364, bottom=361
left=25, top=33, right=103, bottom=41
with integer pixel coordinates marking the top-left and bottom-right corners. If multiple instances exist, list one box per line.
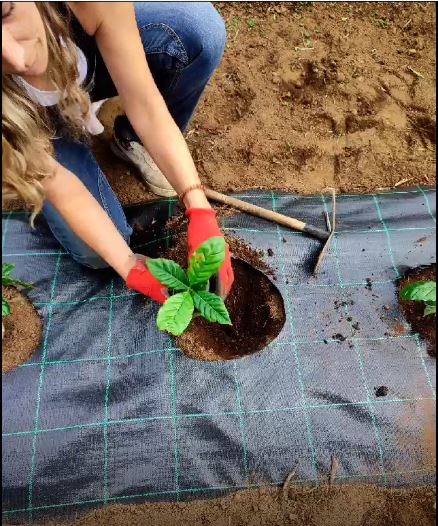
left=69, top=1, right=211, bottom=209
left=42, top=158, right=135, bottom=280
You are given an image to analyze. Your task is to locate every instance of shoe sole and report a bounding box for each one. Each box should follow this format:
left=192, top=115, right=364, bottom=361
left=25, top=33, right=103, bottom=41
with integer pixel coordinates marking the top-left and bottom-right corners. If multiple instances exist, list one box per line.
left=110, top=139, right=177, bottom=198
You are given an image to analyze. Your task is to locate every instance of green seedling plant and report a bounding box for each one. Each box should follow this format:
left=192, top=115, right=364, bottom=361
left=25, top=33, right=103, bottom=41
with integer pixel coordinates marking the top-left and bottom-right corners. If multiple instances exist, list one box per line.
left=2, top=263, right=33, bottom=318
left=400, top=280, right=436, bottom=317
left=147, top=237, right=232, bottom=336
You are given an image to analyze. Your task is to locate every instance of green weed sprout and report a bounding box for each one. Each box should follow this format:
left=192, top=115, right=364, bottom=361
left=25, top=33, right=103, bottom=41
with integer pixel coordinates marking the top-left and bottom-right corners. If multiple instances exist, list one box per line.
left=400, top=280, right=436, bottom=317
left=147, top=237, right=232, bottom=336
left=2, top=263, right=33, bottom=317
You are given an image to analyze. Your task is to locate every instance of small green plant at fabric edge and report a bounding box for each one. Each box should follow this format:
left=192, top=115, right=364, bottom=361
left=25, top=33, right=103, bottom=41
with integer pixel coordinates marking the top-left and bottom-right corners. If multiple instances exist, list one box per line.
left=147, top=237, right=232, bottom=336
left=400, top=280, right=436, bottom=317
left=2, top=263, right=33, bottom=317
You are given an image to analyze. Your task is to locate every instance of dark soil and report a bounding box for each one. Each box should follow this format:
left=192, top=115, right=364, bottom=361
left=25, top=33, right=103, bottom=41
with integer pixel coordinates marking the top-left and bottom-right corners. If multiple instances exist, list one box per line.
left=130, top=209, right=285, bottom=361
left=159, top=220, right=285, bottom=360
left=23, top=484, right=436, bottom=526
left=398, top=264, right=436, bottom=357
left=2, top=286, right=43, bottom=373
left=177, top=258, right=286, bottom=361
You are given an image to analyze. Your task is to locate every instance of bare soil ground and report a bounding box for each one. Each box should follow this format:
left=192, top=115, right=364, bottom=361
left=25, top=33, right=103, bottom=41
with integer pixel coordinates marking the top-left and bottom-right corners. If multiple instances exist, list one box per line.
left=21, top=484, right=436, bottom=526
left=90, top=1, right=436, bottom=206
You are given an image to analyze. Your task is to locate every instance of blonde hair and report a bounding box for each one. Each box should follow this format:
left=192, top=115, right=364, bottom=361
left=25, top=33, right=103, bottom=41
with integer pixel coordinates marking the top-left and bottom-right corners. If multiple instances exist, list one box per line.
left=2, top=3, right=91, bottom=221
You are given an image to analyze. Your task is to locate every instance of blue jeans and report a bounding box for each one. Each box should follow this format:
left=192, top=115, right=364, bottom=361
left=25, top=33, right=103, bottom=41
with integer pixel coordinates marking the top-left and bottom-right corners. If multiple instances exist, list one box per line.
left=43, top=2, right=226, bottom=269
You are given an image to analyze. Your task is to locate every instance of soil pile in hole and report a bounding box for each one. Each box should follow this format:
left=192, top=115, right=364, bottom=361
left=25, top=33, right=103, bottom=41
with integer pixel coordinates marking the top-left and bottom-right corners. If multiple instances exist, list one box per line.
left=399, top=264, right=436, bottom=357
left=177, top=258, right=285, bottom=361
left=22, top=483, right=436, bottom=526
left=161, top=220, right=285, bottom=360
left=2, top=287, right=43, bottom=373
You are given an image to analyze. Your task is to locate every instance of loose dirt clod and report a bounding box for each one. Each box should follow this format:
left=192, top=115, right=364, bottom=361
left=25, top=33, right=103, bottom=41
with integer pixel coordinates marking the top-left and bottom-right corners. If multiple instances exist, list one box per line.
left=375, top=386, right=389, bottom=397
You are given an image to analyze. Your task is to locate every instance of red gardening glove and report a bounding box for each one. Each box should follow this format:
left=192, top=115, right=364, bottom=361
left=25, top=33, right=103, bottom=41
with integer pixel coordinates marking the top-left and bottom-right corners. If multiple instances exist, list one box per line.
left=126, top=256, right=168, bottom=304
left=186, top=208, right=234, bottom=298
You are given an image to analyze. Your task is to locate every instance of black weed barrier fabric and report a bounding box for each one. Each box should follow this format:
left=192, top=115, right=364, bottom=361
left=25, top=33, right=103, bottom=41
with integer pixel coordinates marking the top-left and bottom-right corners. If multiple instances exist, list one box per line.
left=2, top=188, right=436, bottom=524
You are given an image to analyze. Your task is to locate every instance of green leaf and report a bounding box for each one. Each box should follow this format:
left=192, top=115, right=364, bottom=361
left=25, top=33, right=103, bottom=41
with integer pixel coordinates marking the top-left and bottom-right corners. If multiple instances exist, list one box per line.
left=157, top=292, right=194, bottom=336
left=191, top=281, right=210, bottom=292
left=2, top=297, right=11, bottom=318
left=424, top=304, right=436, bottom=317
left=2, top=263, right=33, bottom=289
left=147, top=259, right=189, bottom=291
left=192, top=290, right=232, bottom=325
left=2, top=277, right=33, bottom=289
left=188, top=237, right=226, bottom=287
left=401, top=281, right=436, bottom=304
left=2, top=263, right=15, bottom=280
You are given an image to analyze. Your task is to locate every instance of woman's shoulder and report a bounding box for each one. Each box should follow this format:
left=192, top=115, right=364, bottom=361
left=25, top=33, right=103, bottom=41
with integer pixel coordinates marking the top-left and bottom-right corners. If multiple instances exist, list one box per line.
left=66, top=1, right=103, bottom=36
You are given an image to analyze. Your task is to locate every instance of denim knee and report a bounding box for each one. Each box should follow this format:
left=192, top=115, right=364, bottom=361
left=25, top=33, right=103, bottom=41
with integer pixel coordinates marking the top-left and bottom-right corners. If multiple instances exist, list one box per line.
left=68, top=232, right=131, bottom=270
left=70, top=251, right=110, bottom=270
left=183, top=4, right=227, bottom=73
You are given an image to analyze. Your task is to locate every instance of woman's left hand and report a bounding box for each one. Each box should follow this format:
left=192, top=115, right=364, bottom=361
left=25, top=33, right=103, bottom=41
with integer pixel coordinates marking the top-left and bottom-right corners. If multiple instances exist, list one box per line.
left=186, top=208, right=234, bottom=298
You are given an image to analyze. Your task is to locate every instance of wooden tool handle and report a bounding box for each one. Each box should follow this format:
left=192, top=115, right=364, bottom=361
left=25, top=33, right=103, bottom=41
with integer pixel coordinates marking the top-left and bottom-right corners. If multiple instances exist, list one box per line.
left=205, top=188, right=330, bottom=241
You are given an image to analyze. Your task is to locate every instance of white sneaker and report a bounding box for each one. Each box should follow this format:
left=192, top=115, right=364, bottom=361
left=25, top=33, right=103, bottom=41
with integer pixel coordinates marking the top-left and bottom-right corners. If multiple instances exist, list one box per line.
left=111, top=115, right=177, bottom=198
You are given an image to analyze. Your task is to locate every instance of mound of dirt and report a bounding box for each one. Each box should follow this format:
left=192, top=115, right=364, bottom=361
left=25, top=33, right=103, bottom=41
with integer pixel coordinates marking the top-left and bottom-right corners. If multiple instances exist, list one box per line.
left=21, top=483, right=436, bottom=526
left=88, top=1, right=436, bottom=207
left=2, top=286, right=43, bottom=373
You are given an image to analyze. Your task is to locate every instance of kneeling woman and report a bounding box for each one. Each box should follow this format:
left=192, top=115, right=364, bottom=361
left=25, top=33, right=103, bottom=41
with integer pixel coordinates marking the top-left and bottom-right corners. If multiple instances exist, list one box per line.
left=2, top=1, right=234, bottom=303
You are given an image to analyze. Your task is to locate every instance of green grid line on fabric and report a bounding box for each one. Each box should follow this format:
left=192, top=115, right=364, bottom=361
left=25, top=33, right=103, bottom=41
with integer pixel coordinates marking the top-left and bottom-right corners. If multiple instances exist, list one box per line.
left=373, top=195, right=401, bottom=280
left=28, top=279, right=396, bottom=308
left=2, top=466, right=435, bottom=516
left=12, top=333, right=420, bottom=370
left=3, top=396, right=435, bottom=439
left=2, top=226, right=436, bottom=259
left=324, top=195, right=388, bottom=485
left=27, top=278, right=400, bottom=310
left=233, top=362, right=250, bottom=479
left=27, top=251, right=64, bottom=522
left=1, top=187, right=436, bottom=221
left=272, top=191, right=318, bottom=479
left=165, top=198, right=182, bottom=502
left=169, top=351, right=181, bottom=501
left=418, top=186, right=437, bottom=223
left=332, top=234, right=389, bottom=484
left=103, top=279, right=115, bottom=504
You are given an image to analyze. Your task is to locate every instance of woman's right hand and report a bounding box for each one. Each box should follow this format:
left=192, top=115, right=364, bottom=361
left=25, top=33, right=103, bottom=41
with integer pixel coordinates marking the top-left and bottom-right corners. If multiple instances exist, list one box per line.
left=126, top=254, right=168, bottom=304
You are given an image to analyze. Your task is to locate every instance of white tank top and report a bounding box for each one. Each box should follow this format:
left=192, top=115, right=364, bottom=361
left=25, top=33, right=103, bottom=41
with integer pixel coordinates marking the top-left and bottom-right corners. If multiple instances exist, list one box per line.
left=13, top=43, right=104, bottom=135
